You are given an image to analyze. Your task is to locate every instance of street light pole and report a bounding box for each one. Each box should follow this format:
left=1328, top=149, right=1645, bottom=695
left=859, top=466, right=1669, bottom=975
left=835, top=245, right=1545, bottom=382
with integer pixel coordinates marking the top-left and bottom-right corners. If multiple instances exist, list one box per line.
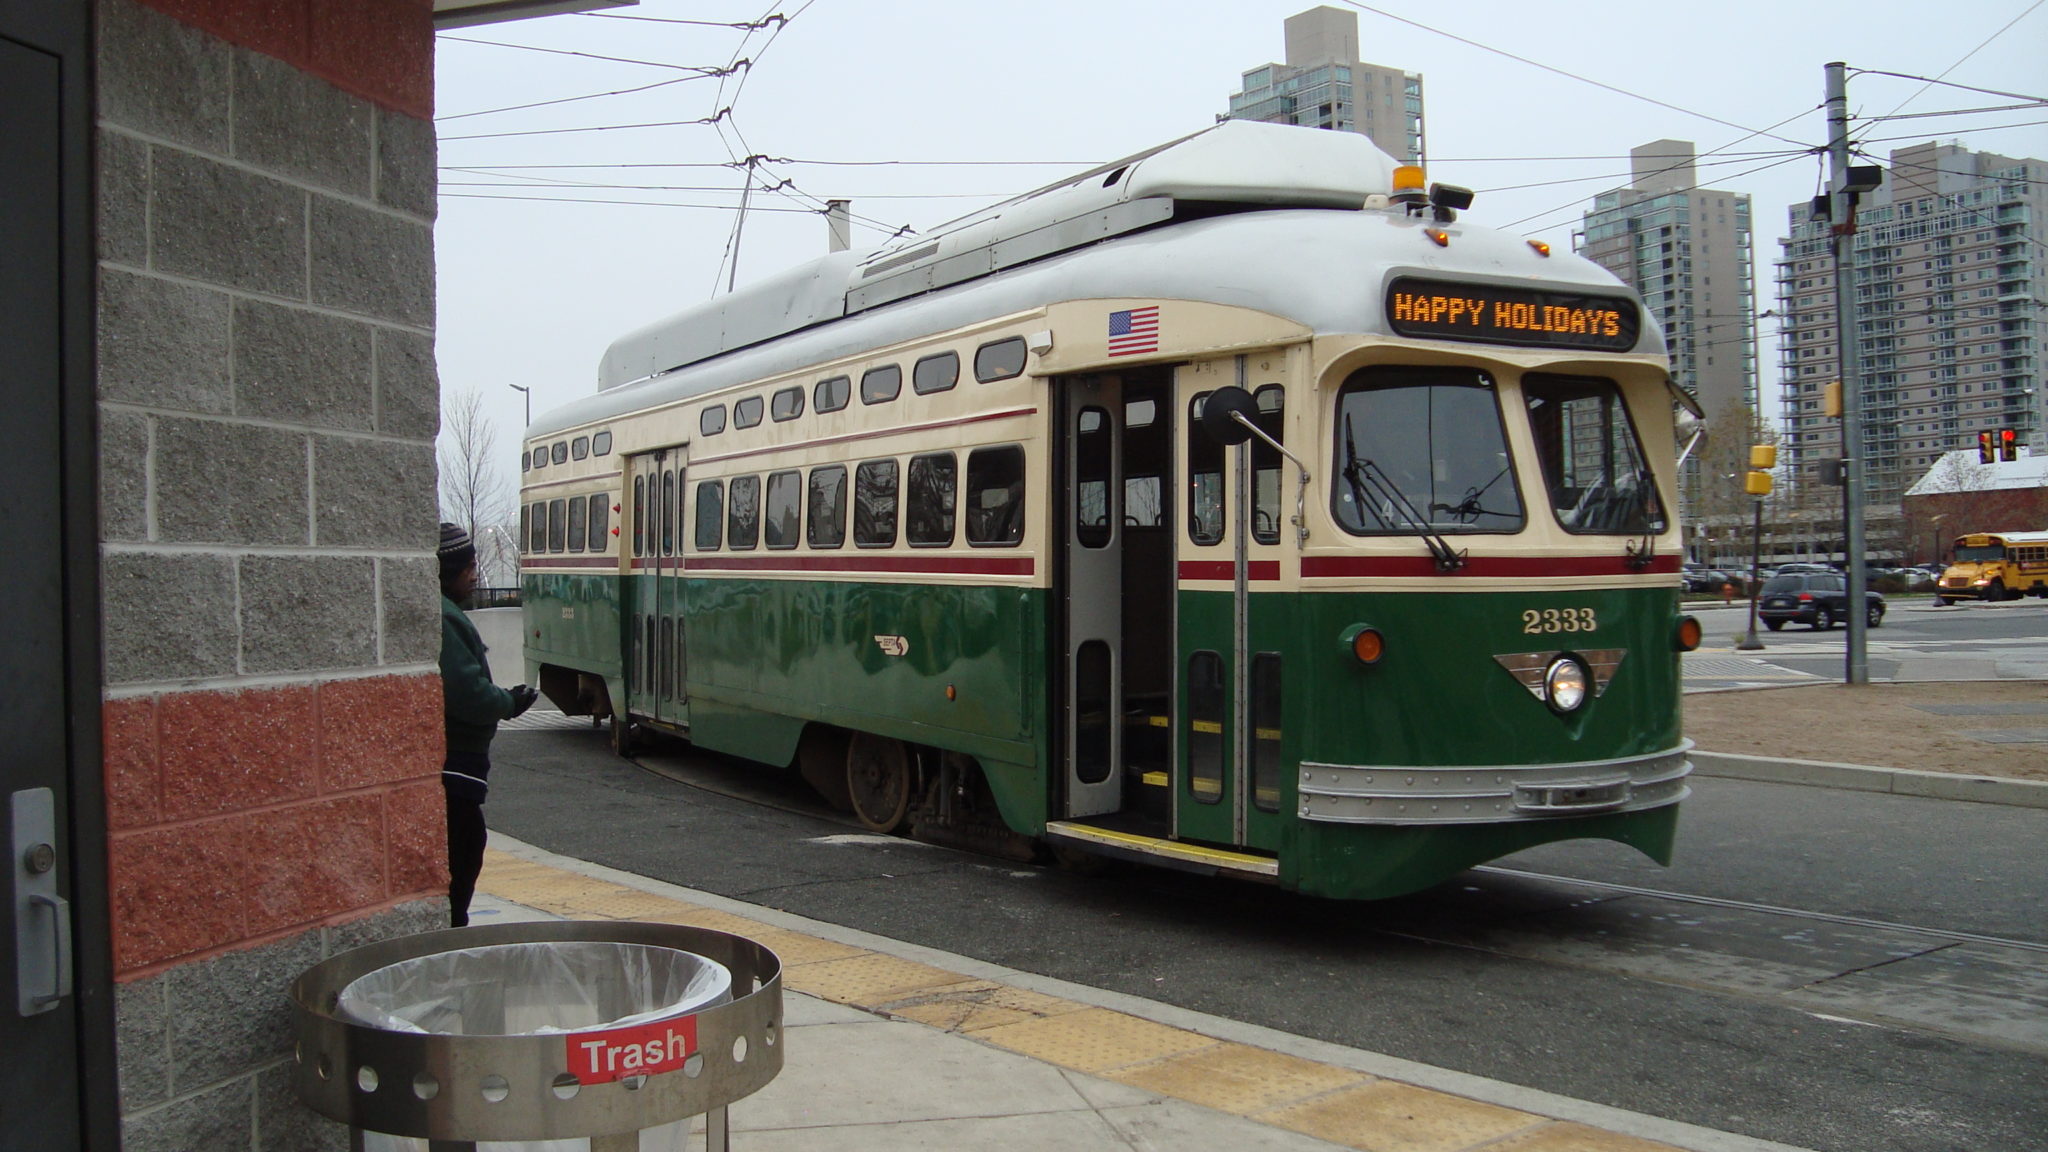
left=509, top=383, right=531, bottom=429
left=1737, top=494, right=1765, bottom=650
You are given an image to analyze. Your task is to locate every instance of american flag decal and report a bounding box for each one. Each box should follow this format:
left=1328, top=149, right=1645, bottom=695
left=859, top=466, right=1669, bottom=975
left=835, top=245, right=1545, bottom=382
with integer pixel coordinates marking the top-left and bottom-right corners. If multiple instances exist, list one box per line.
left=1107, top=306, right=1160, bottom=357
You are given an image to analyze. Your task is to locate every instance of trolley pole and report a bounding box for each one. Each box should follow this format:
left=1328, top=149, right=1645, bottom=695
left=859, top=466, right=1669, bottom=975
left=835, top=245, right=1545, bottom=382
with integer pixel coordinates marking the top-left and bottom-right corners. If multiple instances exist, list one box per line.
left=1825, top=62, right=1872, bottom=685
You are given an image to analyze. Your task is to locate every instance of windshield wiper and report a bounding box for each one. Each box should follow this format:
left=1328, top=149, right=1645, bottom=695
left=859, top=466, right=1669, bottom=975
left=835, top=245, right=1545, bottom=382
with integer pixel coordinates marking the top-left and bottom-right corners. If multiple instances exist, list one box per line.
left=1432, top=465, right=1512, bottom=525
left=1343, top=415, right=1465, bottom=572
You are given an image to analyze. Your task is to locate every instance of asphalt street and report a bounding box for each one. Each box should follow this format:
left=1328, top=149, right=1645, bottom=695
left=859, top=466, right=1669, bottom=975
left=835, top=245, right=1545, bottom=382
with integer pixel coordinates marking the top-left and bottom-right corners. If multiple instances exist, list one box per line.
left=485, top=720, right=2048, bottom=1152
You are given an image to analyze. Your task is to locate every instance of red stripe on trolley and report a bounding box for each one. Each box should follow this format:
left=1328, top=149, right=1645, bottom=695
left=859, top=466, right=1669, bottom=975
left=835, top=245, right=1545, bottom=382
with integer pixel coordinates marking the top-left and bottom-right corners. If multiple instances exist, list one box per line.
left=1300, top=554, right=1681, bottom=579
left=522, top=557, right=618, bottom=570
left=683, top=554, right=1035, bottom=577
left=1176, top=560, right=1281, bottom=582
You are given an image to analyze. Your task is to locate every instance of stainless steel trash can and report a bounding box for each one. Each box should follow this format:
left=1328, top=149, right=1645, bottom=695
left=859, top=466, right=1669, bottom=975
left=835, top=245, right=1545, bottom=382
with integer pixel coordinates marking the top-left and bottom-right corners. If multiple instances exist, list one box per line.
left=291, top=922, right=782, bottom=1152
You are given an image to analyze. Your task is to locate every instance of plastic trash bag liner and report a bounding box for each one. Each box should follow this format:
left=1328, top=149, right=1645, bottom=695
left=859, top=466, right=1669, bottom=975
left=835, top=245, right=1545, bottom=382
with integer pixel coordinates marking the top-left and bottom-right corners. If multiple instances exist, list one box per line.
left=338, top=941, right=732, bottom=1152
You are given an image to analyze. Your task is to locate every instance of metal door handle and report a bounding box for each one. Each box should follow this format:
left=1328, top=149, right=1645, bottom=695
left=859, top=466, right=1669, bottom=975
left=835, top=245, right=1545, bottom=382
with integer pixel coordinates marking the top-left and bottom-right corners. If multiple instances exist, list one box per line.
left=28, top=892, right=71, bottom=1008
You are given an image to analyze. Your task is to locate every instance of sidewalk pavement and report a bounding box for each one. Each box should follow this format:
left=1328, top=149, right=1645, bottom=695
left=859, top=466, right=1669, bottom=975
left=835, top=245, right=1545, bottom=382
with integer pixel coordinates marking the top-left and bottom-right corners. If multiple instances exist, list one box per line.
left=467, top=834, right=1810, bottom=1152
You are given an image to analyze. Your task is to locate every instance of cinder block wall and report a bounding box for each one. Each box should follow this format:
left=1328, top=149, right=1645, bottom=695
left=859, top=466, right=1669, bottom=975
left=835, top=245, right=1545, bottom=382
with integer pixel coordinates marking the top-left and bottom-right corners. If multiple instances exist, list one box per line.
left=93, top=1, right=449, bottom=1146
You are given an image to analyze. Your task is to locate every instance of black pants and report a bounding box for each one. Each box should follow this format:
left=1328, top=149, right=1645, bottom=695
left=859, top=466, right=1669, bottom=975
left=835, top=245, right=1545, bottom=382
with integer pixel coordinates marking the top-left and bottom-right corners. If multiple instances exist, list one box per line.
left=443, top=750, right=491, bottom=927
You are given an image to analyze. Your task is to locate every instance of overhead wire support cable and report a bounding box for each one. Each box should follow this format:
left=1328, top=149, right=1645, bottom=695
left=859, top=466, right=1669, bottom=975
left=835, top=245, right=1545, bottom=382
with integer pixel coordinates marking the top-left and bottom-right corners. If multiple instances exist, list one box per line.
left=1859, top=100, right=2048, bottom=123
left=435, top=35, right=727, bottom=73
left=580, top=12, right=787, bottom=29
left=437, top=68, right=741, bottom=122
left=1865, top=0, right=2046, bottom=120
left=441, top=108, right=728, bottom=143
left=1849, top=68, right=2048, bottom=107
left=1337, top=0, right=1820, bottom=150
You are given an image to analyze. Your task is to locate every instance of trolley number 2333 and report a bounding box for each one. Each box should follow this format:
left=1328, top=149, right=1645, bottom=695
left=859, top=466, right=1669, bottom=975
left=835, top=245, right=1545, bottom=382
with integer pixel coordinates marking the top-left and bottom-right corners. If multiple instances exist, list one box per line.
left=1523, top=608, right=1597, bottom=634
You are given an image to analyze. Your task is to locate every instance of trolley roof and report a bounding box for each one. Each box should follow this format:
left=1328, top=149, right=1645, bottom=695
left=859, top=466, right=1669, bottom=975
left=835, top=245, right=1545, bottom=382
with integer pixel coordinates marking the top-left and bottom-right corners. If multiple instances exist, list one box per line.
left=529, top=123, right=1655, bottom=440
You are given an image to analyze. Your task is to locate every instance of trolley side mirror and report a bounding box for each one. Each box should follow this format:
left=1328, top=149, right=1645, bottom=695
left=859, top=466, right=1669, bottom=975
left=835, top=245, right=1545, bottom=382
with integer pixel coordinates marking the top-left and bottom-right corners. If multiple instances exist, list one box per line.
left=1200, top=386, right=1259, bottom=445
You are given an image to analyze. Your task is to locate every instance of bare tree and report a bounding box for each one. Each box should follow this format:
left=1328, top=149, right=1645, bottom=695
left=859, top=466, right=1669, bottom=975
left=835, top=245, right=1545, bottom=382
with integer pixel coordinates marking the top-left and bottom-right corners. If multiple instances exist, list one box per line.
left=438, top=387, right=517, bottom=587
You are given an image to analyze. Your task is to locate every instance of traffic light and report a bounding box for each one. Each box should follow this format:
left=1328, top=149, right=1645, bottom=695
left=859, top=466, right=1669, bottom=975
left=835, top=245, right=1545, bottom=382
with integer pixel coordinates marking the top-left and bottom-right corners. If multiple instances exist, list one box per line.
left=1979, top=430, right=1996, bottom=463
left=2000, top=428, right=2018, bottom=463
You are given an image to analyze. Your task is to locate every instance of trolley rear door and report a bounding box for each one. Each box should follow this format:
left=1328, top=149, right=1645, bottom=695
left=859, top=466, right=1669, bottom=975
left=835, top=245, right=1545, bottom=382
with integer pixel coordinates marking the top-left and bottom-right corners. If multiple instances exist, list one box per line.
left=1057, top=371, right=1177, bottom=826
left=626, top=448, right=688, bottom=730
left=1174, top=373, right=1288, bottom=853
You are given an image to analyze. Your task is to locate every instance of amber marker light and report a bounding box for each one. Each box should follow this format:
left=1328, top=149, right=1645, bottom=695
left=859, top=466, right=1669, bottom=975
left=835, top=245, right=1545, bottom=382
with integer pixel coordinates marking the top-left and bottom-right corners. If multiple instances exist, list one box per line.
left=946, top=684, right=957, bottom=701
left=1423, top=227, right=1449, bottom=247
left=1341, top=624, right=1385, bottom=665
left=1392, top=165, right=1426, bottom=194
left=1674, top=615, right=1703, bottom=652
left=1527, top=239, right=1552, bottom=257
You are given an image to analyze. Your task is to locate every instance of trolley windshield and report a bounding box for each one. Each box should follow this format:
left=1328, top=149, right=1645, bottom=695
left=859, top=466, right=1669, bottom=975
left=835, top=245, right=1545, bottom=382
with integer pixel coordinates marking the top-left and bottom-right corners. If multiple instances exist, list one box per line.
left=1524, top=374, right=1665, bottom=536
left=1331, top=366, right=1524, bottom=535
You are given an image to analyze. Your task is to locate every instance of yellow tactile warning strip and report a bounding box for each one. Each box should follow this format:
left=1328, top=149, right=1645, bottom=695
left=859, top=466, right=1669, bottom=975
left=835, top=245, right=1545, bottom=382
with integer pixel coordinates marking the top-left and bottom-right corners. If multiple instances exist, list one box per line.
left=474, top=849, right=1686, bottom=1152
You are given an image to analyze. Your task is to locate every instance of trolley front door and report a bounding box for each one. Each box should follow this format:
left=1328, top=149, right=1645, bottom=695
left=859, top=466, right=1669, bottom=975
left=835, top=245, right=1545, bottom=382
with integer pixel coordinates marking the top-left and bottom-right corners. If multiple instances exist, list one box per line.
left=627, top=449, right=688, bottom=729
left=1174, top=372, right=1288, bottom=852
left=1062, top=377, right=1123, bottom=817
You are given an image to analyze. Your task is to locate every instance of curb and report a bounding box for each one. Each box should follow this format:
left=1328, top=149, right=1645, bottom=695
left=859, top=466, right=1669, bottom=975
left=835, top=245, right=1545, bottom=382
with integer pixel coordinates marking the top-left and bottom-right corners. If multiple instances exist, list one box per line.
left=1691, top=751, right=2048, bottom=809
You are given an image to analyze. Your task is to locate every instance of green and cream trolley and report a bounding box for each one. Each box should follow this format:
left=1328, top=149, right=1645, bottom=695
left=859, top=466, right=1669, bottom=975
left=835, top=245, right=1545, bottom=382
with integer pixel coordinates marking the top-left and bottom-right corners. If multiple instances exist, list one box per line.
left=516, top=121, right=1704, bottom=901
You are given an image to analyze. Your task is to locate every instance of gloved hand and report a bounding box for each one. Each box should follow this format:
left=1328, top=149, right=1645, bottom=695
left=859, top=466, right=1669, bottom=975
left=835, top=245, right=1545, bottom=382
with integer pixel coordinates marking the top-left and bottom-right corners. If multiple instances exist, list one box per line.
left=508, top=684, right=539, bottom=718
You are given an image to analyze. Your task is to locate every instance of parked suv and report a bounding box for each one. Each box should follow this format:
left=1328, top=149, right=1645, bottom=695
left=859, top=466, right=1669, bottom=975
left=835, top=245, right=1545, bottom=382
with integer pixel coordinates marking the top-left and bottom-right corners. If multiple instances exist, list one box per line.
left=1757, top=572, right=1886, bottom=631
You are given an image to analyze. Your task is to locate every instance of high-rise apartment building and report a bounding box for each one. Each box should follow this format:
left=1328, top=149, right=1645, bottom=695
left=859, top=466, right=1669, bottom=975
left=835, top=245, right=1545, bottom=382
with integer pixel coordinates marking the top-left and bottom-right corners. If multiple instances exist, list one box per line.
left=1580, top=141, right=1758, bottom=425
left=1223, top=6, right=1423, bottom=163
left=1777, top=142, right=2043, bottom=503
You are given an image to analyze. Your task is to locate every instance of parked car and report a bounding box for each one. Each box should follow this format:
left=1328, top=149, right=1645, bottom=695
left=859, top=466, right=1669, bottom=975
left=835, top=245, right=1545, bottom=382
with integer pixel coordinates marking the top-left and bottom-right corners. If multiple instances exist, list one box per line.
left=1757, top=571, right=1886, bottom=631
left=1683, top=567, right=1740, bottom=593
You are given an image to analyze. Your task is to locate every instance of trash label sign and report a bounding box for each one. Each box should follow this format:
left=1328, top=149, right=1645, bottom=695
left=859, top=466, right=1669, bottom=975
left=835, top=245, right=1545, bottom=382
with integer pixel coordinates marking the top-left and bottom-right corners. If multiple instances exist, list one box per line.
left=566, top=1015, right=699, bottom=1083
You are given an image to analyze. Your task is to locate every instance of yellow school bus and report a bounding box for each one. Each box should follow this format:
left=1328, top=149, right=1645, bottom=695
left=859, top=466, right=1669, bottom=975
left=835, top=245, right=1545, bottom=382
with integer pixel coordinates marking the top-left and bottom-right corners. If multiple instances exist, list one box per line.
left=1937, top=531, right=2048, bottom=603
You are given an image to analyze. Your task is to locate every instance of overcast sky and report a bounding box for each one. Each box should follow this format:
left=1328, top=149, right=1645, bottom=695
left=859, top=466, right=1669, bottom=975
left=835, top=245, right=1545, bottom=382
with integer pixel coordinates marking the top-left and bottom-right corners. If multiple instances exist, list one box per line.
left=432, top=0, right=2048, bottom=488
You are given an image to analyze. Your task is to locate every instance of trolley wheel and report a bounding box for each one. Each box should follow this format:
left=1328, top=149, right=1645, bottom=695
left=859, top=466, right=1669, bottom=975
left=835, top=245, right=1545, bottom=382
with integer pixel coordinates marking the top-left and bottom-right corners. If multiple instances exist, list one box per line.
left=1813, top=606, right=1834, bottom=631
left=846, top=733, right=912, bottom=833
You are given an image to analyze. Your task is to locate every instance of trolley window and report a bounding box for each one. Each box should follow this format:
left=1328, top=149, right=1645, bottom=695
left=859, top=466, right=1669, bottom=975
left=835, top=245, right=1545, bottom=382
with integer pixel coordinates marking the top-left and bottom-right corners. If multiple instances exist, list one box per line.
left=1187, top=651, right=1225, bottom=803
left=728, top=475, right=760, bottom=550
left=814, top=375, right=851, bottom=413
left=854, top=459, right=898, bottom=547
left=1524, top=374, right=1666, bottom=536
left=808, top=465, right=848, bottom=549
left=572, top=436, right=589, bottom=461
left=771, top=386, right=804, bottom=422
left=660, top=470, right=676, bottom=554
left=694, top=480, right=723, bottom=551
left=966, top=445, right=1026, bottom=546
left=974, top=337, right=1028, bottom=382
left=552, top=442, right=568, bottom=465
left=521, top=452, right=530, bottom=473
left=1252, top=385, right=1285, bottom=545
left=906, top=452, right=957, bottom=547
left=763, top=470, right=801, bottom=549
left=1331, top=366, right=1525, bottom=536
left=567, top=495, right=587, bottom=552
left=547, top=498, right=566, bottom=552
left=531, top=447, right=547, bottom=470
left=592, top=431, right=612, bottom=456
left=733, top=396, right=764, bottom=429
left=861, top=364, right=902, bottom=405
left=519, top=504, right=529, bottom=551
left=632, top=477, right=645, bottom=556
left=1077, top=408, right=1112, bottom=548
left=913, top=351, right=960, bottom=395
left=1252, top=653, right=1281, bottom=812
left=587, top=494, right=609, bottom=552
left=700, top=406, right=727, bottom=437
left=529, top=502, right=546, bottom=552
left=1187, top=394, right=1224, bottom=545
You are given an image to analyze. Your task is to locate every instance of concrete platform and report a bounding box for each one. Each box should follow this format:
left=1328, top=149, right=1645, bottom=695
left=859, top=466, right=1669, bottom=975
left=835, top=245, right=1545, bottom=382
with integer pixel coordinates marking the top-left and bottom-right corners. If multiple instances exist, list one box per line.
left=463, top=836, right=1812, bottom=1152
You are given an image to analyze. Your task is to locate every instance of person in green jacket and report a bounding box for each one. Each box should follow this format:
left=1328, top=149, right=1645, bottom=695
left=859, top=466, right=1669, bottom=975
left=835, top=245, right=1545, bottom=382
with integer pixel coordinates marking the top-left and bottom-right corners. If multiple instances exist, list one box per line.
left=438, top=523, right=536, bottom=927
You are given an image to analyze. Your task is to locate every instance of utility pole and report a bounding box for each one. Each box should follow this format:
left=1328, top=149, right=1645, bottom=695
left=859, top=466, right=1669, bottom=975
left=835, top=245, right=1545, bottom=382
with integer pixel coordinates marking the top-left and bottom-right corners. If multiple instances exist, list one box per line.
left=1824, top=62, right=1881, bottom=685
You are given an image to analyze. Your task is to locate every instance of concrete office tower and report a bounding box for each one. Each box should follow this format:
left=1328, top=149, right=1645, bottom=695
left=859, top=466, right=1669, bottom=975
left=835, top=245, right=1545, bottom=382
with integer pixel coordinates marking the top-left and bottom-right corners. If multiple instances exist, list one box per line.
left=1777, top=142, right=2045, bottom=502
left=1581, top=141, right=1758, bottom=424
left=1224, top=5, right=1424, bottom=163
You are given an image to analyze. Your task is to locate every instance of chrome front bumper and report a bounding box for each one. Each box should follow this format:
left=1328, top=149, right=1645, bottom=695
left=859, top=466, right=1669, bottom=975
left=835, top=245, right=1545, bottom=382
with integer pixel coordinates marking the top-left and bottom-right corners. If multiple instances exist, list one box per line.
left=1298, top=741, right=1692, bottom=826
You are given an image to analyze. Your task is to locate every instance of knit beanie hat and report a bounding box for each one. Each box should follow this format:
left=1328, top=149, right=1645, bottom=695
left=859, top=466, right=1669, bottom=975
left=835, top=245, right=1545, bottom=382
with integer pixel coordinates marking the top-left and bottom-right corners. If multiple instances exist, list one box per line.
left=438, top=522, right=476, bottom=581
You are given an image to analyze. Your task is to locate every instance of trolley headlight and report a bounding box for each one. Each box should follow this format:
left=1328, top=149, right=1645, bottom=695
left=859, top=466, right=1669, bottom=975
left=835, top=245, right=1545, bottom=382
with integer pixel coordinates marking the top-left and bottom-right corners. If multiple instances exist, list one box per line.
left=1544, top=657, right=1590, bottom=713
left=1340, top=624, right=1385, bottom=665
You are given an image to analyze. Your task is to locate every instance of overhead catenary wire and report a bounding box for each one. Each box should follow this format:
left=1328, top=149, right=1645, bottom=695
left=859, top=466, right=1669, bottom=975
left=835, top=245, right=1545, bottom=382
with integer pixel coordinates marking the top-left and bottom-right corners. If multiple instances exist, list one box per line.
left=1863, top=0, right=2047, bottom=121
left=437, top=69, right=737, bottom=122
left=436, top=35, right=728, bottom=73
